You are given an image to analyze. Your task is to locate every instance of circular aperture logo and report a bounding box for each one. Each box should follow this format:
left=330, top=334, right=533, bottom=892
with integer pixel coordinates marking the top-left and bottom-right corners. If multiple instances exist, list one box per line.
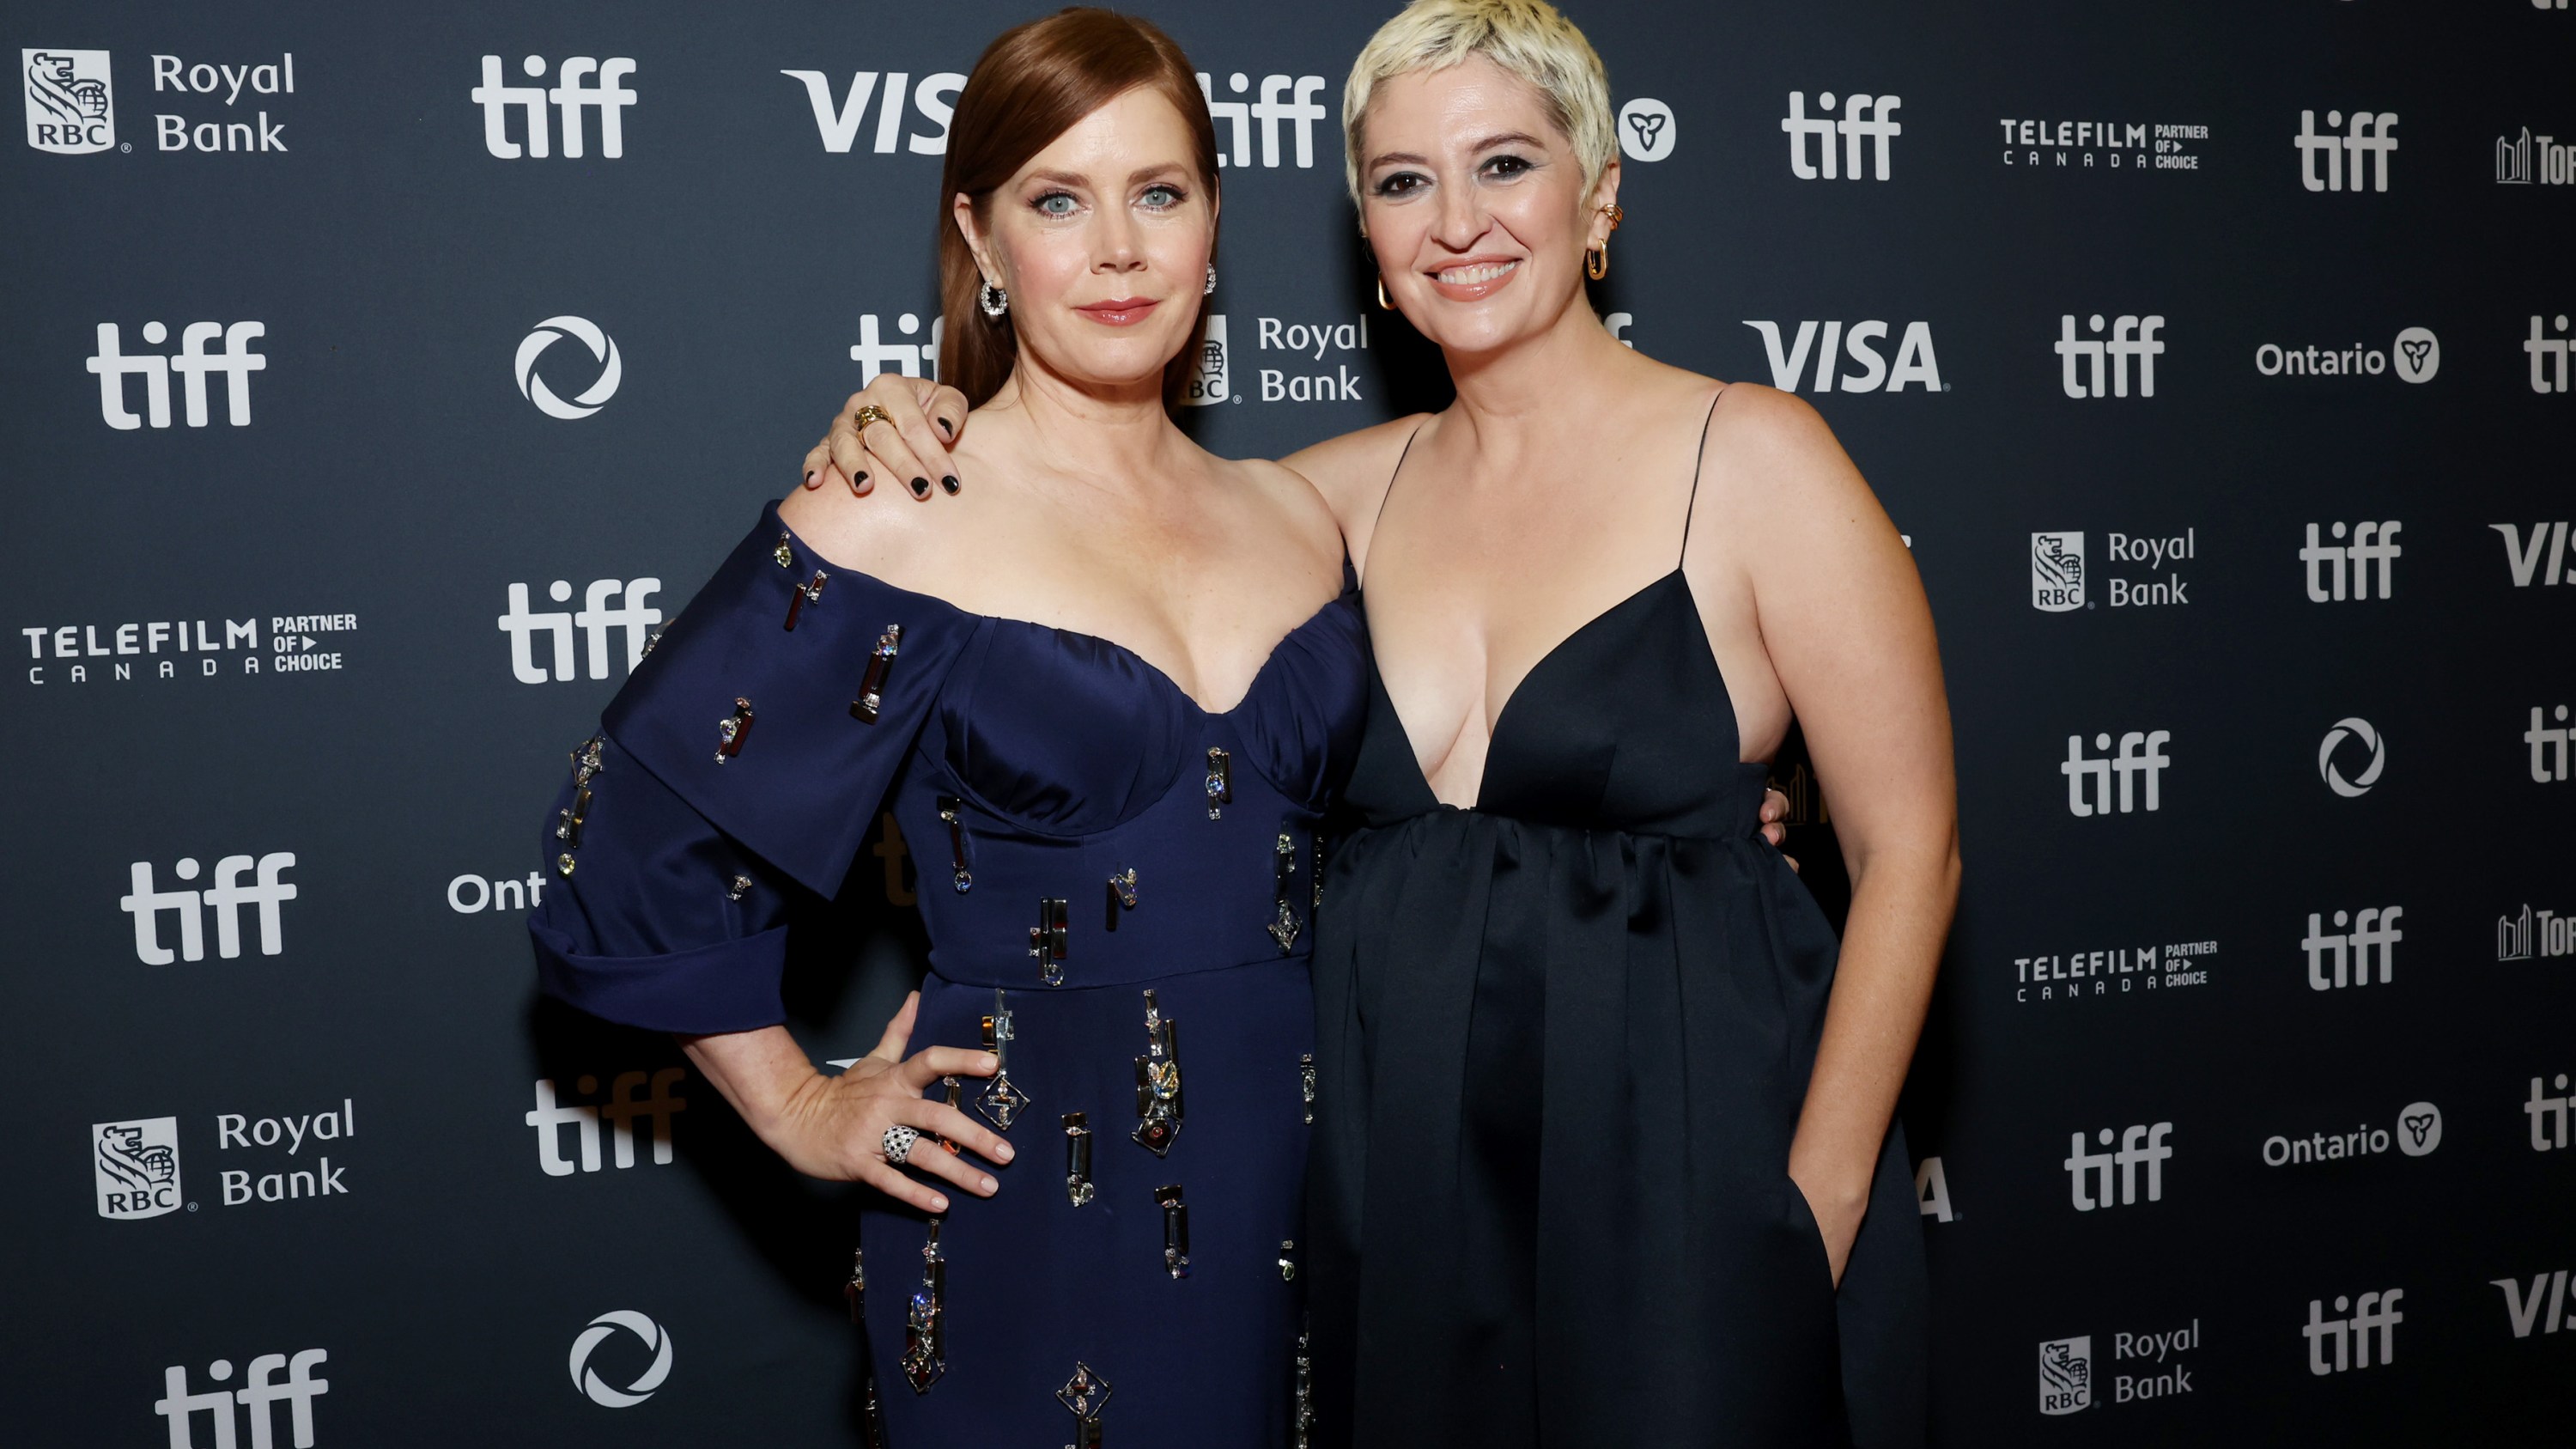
left=568, top=1310, right=672, bottom=1408
left=2318, top=717, right=2386, bottom=798
left=1618, top=98, right=1675, bottom=161
left=516, top=315, right=623, bottom=420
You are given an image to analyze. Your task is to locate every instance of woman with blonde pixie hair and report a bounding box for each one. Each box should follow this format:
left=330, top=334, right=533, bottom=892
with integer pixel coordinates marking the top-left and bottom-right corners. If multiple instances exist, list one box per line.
left=811, top=2, right=1949, bottom=1444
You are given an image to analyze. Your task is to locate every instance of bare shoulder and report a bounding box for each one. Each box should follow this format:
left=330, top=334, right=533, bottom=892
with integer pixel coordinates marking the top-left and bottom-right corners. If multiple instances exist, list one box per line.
left=1209, top=454, right=1343, bottom=566
left=1278, top=412, right=1433, bottom=538
left=775, top=462, right=940, bottom=576
left=1703, top=382, right=1873, bottom=513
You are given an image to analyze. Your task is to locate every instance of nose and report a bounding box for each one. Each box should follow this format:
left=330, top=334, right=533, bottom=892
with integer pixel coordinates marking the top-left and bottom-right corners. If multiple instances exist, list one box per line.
left=1429, top=177, right=1488, bottom=253
left=1092, top=206, right=1147, bottom=275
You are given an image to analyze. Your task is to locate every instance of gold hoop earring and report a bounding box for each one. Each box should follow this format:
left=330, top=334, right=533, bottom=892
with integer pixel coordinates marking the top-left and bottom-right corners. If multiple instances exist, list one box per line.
left=1375, top=273, right=1393, bottom=311
left=1586, top=243, right=1609, bottom=281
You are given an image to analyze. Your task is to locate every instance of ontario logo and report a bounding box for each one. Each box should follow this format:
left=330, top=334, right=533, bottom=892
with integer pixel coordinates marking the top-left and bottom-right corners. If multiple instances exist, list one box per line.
left=24, top=49, right=113, bottom=154
left=94, top=1117, right=184, bottom=1220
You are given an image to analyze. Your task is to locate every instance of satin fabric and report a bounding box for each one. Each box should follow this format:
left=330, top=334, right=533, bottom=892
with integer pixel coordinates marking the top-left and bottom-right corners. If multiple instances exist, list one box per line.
left=533, top=505, right=1368, bottom=1446
left=1307, top=573, right=1929, bottom=1449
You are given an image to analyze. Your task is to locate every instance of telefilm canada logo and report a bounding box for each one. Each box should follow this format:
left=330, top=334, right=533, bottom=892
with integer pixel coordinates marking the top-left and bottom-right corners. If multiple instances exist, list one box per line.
left=2014, top=935, right=2218, bottom=1004
left=2001, top=115, right=2208, bottom=171
left=23, top=49, right=112, bottom=152
left=21, top=612, right=357, bottom=686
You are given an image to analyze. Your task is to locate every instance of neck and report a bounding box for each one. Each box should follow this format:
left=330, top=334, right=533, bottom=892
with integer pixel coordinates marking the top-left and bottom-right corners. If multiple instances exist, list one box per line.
left=984, top=347, right=1179, bottom=481
left=1438, top=296, right=1641, bottom=453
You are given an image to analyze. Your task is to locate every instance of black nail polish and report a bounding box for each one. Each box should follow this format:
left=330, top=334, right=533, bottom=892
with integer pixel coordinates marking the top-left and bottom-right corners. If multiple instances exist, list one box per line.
left=804, top=470, right=817, bottom=487
left=938, top=418, right=955, bottom=437
left=910, top=477, right=932, bottom=498
left=941, top=475, right=960, bottom=496
left=847, top=470, right=867, bottom=496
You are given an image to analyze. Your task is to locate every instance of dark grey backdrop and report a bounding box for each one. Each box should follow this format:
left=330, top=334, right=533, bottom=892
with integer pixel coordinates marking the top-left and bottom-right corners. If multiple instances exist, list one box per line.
left=5, top=1, right=2572, bottom=1444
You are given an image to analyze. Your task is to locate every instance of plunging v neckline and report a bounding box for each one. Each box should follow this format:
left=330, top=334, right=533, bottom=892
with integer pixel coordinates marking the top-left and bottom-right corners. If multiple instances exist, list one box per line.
left=1364, top=569, right=1725, bottom=812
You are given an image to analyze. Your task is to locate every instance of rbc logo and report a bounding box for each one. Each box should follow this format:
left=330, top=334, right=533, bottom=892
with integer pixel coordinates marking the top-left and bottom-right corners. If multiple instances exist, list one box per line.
left=472, top=54, right=635, bottom=158
left=2032, top=532, right=2085, bottom=612
left=1182, top=315, right=1230, bottom=406
left=2038, top=1336, right=2092, bottom=1415
left=23, top=48, right=113, bottom=153
left=94, top=1117, right=183, bottom=1219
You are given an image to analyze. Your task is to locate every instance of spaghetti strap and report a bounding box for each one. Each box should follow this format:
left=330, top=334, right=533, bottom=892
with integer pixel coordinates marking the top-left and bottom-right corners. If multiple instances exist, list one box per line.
left=1678, top=385, right=1728, bottom=567
left=1365, top=420, right=1430, bottom=586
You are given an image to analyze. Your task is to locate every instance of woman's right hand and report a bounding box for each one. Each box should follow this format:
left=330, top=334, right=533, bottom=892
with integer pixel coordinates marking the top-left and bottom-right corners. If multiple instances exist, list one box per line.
left=800, top=373, right=969, bottom=501
left=753, top=991, right=1014, bottom=1213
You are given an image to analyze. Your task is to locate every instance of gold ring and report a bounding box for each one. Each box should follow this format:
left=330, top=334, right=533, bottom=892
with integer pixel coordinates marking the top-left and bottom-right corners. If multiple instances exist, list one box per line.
left=853, top=405, right=896, bottom=432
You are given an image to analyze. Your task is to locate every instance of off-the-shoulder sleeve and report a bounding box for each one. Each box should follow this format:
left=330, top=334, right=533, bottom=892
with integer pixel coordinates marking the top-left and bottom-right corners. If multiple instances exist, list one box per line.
left=527, top=503, right=972, bottom=1034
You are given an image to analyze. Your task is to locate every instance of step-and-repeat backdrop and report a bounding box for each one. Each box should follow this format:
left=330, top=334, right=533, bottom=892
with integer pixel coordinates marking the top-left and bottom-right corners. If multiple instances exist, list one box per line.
left=5, top=1, right=2569, bottom=1444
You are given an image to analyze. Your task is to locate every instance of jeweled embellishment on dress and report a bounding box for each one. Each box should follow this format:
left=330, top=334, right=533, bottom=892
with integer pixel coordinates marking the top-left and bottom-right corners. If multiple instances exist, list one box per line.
left=976, top=989, right=1032, bottom=1130
left=1156, top=1184, right=1191, bottom=1279
left=1059, top=1361, right=1113, bottom=1448
left=1132, top=989, right=1183, bottom=1155
left=1063, top=1112, right=1096, bottom=1206
left=851, top=624, right=903, bottom=723
left=900, top=1220, right=947, bottom=1392
left=714, top=697, right=755, bottom=762
left=1204, top=746, right=1231, bottom=819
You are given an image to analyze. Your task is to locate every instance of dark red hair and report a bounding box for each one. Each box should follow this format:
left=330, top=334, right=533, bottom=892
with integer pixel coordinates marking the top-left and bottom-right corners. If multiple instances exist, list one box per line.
left=939, top=8, right=1221, bottom=406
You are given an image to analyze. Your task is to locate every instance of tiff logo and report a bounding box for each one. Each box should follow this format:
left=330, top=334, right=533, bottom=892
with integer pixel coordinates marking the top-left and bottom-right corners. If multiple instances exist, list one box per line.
left=1198, top=72, right=1328, bottom=167
left=2060, top=731, right=2171, bottom=817
left=2528, top=707, right=2573, bottom=782
left=1782, top=91, right=1902, bottom=180
left=850, top=311, right=940, bottom=384
left=157, top=1351, right=329, bottom=1448
left=2295, top=109, right=2398, bottom=192
left=2305, top=1290, right=2403, bottom=1375
left=472, top=54, right=635, bottom=159
left=122, top=854, right=296, bottom=964
left=2065, top=1122, right=2172, bottom=1210
left=497, top=578, right=661, bottom=684
left=2056, top=314, right=2165, bottom=399
left=779, top=69, right=963, bottom=154
left=2529, top=1074, right=2576, bottom=1150
left=2304, top=907, right=2403, bottom=989
left=88, top=321, right=265, bottom=430
left=2495, top=1270, right=2576, bottom=1338
left=2300, top=521, right=2402, bottom=601
left=2528, top=315, right=2572, bottom=393
left=527, top=1070, right=687, bottom=1175
left=2494, top=522, right=2576, bottom=588
left=1742, top=320, right=1942, bottom=393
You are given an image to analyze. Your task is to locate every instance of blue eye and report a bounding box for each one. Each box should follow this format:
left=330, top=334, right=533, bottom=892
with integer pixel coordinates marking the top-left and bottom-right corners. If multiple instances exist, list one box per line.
left=1141, top=184, right=1183, bottom=209
left=1036, top=192, right=1078, bottom=217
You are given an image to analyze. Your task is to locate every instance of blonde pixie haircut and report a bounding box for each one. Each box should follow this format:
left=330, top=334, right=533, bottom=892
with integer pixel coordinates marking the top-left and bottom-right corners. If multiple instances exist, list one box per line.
left=1341, top=0, right=1616, bottom=213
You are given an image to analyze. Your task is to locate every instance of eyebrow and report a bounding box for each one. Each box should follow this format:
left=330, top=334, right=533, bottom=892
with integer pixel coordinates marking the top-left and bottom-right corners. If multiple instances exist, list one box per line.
left=1367, top=132, right=1549, bottom=169
left=1024, top=163, right=1193, bottom=187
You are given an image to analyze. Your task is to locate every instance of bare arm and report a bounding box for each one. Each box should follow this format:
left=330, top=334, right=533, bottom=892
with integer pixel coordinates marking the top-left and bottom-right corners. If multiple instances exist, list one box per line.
left=1723, top=391, right=1959, bottom=1282
left=681, top=992, right=1014, bottom=1215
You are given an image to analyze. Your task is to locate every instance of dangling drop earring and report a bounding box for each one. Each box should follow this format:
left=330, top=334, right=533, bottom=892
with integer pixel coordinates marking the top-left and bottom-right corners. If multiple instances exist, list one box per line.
left=1204, top=263, right=1218, bottom=295
left=978, top=279, right=1009, bottom=319
left=1374, top=273, right=1392, bottom=311
left=1587, top=202, right=1625, bottom=282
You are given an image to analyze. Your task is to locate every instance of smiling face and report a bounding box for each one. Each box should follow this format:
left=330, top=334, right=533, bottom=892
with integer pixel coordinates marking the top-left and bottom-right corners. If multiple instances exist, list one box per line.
left=957, top=86, right=1215, bottom=397
left=1358, top=56, right=1619, bottom=359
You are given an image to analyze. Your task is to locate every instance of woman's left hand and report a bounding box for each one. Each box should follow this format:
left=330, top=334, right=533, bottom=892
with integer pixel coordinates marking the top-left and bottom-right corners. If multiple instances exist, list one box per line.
left=1759, top=786, right=1799, bottom=872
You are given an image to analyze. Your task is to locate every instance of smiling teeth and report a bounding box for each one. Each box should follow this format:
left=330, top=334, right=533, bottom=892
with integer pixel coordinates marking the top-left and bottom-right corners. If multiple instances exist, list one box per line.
left=1437, top=261, right=1518, bottom=285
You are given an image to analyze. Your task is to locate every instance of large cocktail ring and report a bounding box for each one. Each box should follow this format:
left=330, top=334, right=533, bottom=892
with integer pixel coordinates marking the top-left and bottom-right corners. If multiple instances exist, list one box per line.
left=882, top=1124, right=920, bottom=1166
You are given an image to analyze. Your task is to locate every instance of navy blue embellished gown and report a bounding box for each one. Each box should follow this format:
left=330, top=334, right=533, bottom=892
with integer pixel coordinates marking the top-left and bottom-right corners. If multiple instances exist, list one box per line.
left=531, top=503, right=1366, bottom=1446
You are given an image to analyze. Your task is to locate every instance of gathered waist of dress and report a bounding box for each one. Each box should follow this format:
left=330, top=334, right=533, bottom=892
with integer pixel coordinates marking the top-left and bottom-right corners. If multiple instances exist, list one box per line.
left=926, top=944, right=1310, bottom=993
left=1352, top=806, right=1775, bottom=851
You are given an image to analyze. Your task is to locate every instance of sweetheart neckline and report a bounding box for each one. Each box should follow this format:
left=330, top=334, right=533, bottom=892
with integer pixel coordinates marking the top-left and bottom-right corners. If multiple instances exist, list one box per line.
left=846, top=556, right=1355, bottom=720
left=1364, top=569, right=1749, bottom=812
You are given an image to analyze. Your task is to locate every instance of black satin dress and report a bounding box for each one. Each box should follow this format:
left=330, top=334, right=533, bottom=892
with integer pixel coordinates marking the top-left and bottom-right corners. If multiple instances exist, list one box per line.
left=1306, top=402, right=1929, bottom=1448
